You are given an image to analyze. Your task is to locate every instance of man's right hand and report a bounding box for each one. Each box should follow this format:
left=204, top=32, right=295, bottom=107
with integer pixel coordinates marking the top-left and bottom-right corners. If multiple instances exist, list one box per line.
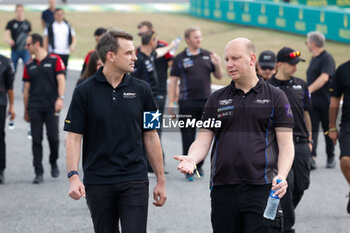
left=174, top=155, right=196, bottom=175
left=328, top=130, right=338, bottom=145
left=24, top=111, right=30, bottom=122
left=68, top=176, right=86, bottom=200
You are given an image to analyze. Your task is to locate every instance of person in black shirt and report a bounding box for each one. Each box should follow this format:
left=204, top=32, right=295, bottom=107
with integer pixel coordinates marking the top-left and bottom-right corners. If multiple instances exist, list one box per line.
left=0, top=54, right=15, bottom=184
left=256, top=50, right=276, bottom=81
left=267, top=47, right=312, bottom=233
left=4, top=4, right=31, bottom=73
left=64, top=30, right=166, bottom=233
left=306, top=31, right=336, bottom=169
left=169, top=27, right=223, bottom=180
left=133, top=31, right=177, bottom=95
left=175, top=38, right=294, bottom=232
left=329, top=60, right=350, bottom=214
left=23, top=33, right=66, bottom=184
left=41, top=0, right=56, bottom=28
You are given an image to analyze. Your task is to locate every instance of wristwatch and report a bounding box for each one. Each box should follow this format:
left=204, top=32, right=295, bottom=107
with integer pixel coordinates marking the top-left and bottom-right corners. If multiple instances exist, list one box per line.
left=307, top=139, right=314, bottom=146
left=59, top=95, right=65, bottom=100
left=67, top=170, right=79, bottom=179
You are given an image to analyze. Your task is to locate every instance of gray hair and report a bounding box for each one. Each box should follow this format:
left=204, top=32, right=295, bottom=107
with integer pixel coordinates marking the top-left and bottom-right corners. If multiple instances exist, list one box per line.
left=307, top=31, right=325, bottom=48
left=96, top=30, right=133, bottom=63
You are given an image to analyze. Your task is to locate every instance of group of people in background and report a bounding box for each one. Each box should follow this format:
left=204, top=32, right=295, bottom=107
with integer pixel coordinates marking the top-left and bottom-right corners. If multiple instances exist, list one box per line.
left=0, top=1, right=349, bottom=233
left=1, top=2, right=71, bottom=184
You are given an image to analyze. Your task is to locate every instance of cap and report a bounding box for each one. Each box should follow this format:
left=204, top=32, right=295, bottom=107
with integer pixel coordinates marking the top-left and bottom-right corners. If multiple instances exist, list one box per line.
left=258, top=50, right=276, bottom=68
left=277, top=47, right=305, bottom=65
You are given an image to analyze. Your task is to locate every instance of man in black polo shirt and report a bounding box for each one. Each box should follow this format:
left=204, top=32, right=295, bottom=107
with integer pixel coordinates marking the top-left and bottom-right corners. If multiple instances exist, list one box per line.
left=23, top=33, right=66, bottom=184
left=0, top=54, right=15, bottom=184
left=175, top=38, right=294, bottom=232
left=329, top=60, right=350, bottom=214
left=137, top=21, right=174, bottom=113
left=306, top=31, right=336, bottom=169
left=64, top=30, right=166, bottom=233
left=133, top=31, right=176, bottom=95
left=169, top=27, right=223, bottom=180
left=267, top=47, right=312, bottom=233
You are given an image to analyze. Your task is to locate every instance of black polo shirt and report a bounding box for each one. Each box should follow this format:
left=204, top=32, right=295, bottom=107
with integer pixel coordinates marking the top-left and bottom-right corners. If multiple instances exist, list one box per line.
left=0, top=55, right=14, bottom=107
left=331, top=60, right=350, bottom=123
left=154, top=40, right=173, bottom=95
left=64, top=68, right=157, bottom=185
left=23, top=54, right=66, bottom=110
left=268, top=76, right=312, bottom=138
left=133, top=49, right=158, bottom=94
left=202, top=78, right=294, bottom=187
left=306, top=50, right=335, bottom=106
left=170, top=48, right=215, bottom=100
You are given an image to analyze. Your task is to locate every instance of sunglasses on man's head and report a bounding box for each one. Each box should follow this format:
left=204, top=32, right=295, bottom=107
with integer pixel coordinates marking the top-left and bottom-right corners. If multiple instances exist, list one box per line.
left=261, top=66, right=274, bottom=71
left=287, top=51, right=301, bottom=58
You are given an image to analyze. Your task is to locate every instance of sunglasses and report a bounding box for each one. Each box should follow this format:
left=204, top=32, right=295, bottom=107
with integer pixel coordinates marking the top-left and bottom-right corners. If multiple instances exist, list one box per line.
left=261, top=66, right=274, bottom=71
left=25, top=43, right=33, bottom=46
left=287, top=51, right=301, bottom=58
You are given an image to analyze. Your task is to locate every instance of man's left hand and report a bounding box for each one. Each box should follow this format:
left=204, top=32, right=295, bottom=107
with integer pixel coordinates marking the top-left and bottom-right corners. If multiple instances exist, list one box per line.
left=210, top=53, right=221, bottom=65
left=153, top=182, right=167, bottom=207
left=272, top=175, right=288, bottom=198
left=55, top=97, right=64, bottom=113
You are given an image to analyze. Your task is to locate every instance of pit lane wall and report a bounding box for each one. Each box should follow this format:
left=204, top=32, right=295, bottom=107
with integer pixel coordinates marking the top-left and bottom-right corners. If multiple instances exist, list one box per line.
left=189, top=0, right=350, bottom=43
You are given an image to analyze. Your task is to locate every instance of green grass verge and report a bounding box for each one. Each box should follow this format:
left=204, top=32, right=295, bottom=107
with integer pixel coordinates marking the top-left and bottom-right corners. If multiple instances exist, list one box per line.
left=1, top=11, right=349, bottom=85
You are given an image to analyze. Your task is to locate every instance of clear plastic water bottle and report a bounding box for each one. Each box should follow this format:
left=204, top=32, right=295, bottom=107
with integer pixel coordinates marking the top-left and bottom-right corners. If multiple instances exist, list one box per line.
left=169, top=36, right=181, bottom=56
left=27, top=125, right=32, bottom=140
left=263, top=179, right=282, bottom=220
left=8, top=113, right=15, bottom=130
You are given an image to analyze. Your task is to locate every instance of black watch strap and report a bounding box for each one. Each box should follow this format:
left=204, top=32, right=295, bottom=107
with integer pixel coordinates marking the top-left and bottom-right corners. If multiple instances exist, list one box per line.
left=67, top=170, right=79, bottom=179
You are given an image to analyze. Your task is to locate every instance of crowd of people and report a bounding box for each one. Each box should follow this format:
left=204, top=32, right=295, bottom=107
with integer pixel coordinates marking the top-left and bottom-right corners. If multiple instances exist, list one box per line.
left=0, top=1, right=349, bottom=233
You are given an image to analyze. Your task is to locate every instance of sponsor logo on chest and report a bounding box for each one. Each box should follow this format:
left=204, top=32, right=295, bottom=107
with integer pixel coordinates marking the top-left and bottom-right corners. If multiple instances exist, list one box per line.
left=43, top=63, right=52, bottom=68
left=254, top=99, right=271, bottom=104
left=219, top=99, right=233, bottom=105
left=123, top=92, right=137, bottom=99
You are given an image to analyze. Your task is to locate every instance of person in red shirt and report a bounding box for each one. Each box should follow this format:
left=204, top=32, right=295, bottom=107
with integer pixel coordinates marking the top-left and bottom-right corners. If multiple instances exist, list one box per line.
left=81, top=27, right=107, bottom=75
left=23, top=33, right=66, bottom=184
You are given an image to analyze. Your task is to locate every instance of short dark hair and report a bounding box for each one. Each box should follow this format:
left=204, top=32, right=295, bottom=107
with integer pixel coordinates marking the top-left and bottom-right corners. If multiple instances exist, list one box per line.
left=94, top=27, right=107, bottom=37
left=141, top=31, right=156, bottom=45
left=31, top=33, right=43, bottom=47
left=54, top=8, right=64, bottom=13
left=184, top=27, right=200, bottom=39
left=96, top=30, right=134, bottom=63
left=137, top=21, right=153, bottom=31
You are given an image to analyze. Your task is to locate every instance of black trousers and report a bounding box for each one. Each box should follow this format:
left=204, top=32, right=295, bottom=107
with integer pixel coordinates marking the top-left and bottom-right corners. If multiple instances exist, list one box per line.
left=52, top=53, right=69, bottom=69
left=28, top=108, right=59, bottom=175
left=85, top=181, right=149, bottom=233
left=179, top=99, right=207, bottom=169
left=281, top=142, right=311, bottom=233
left=211, top=184, right=283, bottom=233
left=310, top=105, right=334, bottom=159
left=0, top=106, right=6, bottom=171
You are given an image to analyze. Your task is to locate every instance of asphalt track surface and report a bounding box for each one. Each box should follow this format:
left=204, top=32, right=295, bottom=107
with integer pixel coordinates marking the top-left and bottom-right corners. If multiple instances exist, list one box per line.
left=0, top=59, right=349, bottom=233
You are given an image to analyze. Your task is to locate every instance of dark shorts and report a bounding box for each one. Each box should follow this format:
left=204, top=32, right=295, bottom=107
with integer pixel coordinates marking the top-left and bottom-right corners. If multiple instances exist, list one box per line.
left=339, top=121, right=350, bottom=158
left=211, top=184, right=283, bottom=233
left=85, top=180, right=149, bottom=233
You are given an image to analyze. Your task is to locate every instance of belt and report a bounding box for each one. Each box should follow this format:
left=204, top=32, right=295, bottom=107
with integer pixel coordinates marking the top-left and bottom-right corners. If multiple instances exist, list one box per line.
left=293, top=136, right=308, bottom=143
